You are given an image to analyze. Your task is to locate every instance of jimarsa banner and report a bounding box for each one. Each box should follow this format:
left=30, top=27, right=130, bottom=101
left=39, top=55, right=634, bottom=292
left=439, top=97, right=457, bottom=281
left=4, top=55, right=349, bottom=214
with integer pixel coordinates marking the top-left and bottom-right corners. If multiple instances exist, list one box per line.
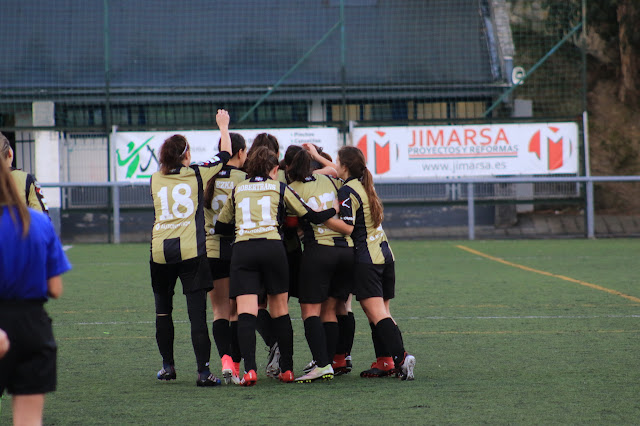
left=114, top=128, right=339, bottom=181
left=352, top=123, right=579, bottom=178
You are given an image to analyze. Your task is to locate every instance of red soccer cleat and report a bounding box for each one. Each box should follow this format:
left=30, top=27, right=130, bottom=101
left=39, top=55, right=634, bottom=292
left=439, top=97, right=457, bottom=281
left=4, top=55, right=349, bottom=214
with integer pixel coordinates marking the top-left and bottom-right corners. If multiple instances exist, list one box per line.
left=240, top=369, right=257, bottom=387
left=278, top=370, right=295, bottom=383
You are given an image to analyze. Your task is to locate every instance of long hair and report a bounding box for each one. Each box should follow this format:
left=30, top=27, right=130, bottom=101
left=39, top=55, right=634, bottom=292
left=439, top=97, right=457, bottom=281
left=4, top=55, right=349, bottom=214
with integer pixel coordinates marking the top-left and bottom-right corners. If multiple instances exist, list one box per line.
left=338, top=146, right=383, bottom=228
left=284, top=145, right=312, bottom=183
left=204, top=133, right=246, bottom=206
left=159, top=134, right=189, bottom=174
left=0, top=155, right=30, bottom=237
left=244, top=133, right=279, bottom=172
left=245, top=146, right=279, bottom=179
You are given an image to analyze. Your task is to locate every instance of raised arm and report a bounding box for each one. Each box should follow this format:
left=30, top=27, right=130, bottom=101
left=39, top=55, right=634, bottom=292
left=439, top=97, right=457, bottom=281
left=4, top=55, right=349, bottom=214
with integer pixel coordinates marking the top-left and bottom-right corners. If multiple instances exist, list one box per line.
left=303, top=143, right=337, bottom=177
left=216, top=109, right=232, bottom=156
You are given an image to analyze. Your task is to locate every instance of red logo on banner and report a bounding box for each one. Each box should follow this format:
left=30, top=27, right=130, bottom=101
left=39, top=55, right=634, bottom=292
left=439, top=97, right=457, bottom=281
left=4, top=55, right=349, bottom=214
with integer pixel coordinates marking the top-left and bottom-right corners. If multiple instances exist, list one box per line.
left=356, top=131, right=392, bottom=175
left=528, top=126, right=568, bottom=171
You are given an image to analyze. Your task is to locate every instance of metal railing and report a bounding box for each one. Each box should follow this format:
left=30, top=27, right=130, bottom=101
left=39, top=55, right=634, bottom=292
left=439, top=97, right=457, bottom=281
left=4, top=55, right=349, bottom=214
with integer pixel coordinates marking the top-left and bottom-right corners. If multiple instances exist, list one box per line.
left=41, top=176, right=640, bottom=243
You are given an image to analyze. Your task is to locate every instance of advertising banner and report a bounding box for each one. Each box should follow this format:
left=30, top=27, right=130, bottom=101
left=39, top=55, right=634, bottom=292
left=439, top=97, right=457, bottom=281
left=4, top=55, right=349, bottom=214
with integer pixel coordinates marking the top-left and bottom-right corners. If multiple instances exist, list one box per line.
left=352, top=123, right=579, bottom=178
left=114, top=128, right=339, bottom=182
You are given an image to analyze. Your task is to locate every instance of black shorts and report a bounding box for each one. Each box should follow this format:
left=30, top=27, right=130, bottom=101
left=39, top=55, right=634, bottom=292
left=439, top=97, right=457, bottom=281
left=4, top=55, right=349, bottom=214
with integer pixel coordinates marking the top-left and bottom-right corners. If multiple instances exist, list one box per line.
left=230, top=240, right=289, bottom=298
left=0, top=301, right=57, bottom=395
left=150, top=255, right=213, bottom=295
left=298, top=245, right=354, bottom=304
left=208, top=257, right=231, bottom=281
left=353, top=262, right=396, bottom=301
left=287, top=246, right=302, bottom=299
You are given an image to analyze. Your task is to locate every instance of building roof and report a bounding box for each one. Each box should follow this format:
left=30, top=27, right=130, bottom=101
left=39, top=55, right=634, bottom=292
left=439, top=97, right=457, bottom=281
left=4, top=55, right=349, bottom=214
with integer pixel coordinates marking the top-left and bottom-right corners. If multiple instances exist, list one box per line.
left=0, top=0, right=505, bottom=100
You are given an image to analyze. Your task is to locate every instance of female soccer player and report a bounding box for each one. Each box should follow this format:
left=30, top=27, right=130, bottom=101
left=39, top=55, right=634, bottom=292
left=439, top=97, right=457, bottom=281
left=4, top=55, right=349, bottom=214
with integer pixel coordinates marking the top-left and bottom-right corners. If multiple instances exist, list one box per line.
left=284, top=146, right=354, bottom=383
left=150, top=109, right=232, bottom=387
left=204, top=132, right=247, bottom=384
left=243, top=133, right=281, bottom=376
left=214, top=146, right=338, bottom=386
left=325, top=146, right=416, bottom=381
left=0, top=158, right=71, bottom=425
left=1, top=132, right=49, bottom=214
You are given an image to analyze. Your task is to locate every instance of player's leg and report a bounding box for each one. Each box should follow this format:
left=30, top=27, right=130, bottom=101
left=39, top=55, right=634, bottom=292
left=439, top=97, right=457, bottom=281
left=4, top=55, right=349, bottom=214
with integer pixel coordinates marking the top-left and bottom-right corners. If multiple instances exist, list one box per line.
left=263, top=241, right=295, bottom=383
left=180, top=256, right=219, bottom=386
left=151, top=261, right=178, bottom=380
left=12, top=394, right=44, bottom=425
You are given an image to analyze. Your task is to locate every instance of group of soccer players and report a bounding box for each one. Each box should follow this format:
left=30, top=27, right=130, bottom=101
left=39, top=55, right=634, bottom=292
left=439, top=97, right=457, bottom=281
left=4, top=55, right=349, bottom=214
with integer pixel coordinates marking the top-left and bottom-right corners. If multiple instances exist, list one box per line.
left=149, top=110, right=415, bottom=387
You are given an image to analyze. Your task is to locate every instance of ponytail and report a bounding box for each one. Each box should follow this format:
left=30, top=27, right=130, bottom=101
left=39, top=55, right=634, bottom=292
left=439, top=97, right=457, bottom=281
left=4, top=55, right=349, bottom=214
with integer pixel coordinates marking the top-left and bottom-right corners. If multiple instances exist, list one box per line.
left=361, top=168, right=383, bottom=228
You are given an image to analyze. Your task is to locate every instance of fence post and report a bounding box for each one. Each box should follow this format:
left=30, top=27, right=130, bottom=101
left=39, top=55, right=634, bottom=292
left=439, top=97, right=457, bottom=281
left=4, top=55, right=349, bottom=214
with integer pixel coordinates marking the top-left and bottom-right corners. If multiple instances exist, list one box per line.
left=112, top=184, right=120, bottom=244
left=585, top=179, right=595, bottom=239
left=467, top=182, right=475, bottom=240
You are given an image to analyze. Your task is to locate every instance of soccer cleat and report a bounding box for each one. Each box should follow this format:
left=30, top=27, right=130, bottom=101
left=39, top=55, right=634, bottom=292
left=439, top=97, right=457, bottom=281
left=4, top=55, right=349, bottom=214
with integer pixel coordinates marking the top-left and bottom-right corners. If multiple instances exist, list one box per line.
left=345, top=354, right=353, bottom=373
left=157, top=365, right=176, bottom=381
left=332, top=354, right=349, bottom=376
left=240, top=369, right=257, bottom=387
left=302, top=360, right=317, bottom=374
left=397, top=353, right=416, bottom=381
left=278, top=370, right=295, bottom=383
left=196, top=371, right=222, bottom=387
left=295, top=364, right=334, bottom=383
left=266, top=343, right=281, bottom=378
left=360, top=357, right=395, bottom=378
left=221, top=355, right=234, bottom=385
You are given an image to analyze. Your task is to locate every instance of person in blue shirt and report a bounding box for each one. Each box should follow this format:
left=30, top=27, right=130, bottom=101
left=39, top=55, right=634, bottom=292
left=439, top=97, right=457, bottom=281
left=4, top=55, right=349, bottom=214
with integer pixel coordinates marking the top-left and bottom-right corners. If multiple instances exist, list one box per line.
left=0, top=158, right=71, bottom=425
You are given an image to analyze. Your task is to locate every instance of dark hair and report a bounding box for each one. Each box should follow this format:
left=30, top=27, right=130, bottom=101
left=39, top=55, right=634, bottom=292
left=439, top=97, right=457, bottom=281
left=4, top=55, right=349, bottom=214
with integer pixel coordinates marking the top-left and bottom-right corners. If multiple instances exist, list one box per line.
left=244, top=133, right=279, bottom=173
left=245, top=146, right=279, bottom=179
left=159, top=134, right=189, bottom=174
left=252, top=133, right=279, bottom=154
left=0, top=156, right=30, bottom=237
left=204, top=133, right=246, bottom=206
left=338, top=146, right=383, bottom=228
left=284, top=145, right=312, bottom=183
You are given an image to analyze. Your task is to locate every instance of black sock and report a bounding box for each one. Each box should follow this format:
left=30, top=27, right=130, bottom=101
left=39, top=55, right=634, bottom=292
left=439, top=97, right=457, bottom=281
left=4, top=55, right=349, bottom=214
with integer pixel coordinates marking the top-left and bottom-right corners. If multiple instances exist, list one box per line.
left=336, top=315, right=348, bottom=354
left=303, top=316, right=329, bottom=367
left=345, top=312, right=355, bottom=355
left=156, top=314, right=174, bottom=366
left=370, top=321, right=389, bottom=358
left=212, top=319, right=231, bottom=358
left=237, top=313, right=257, bottom=372
left=256, top=308, right=275, bottom=347
left=186, top=290, right=211, bottom=373
left=230, top=321, right=241, bottom=363
left=375, top=317, right=405, bottom=365
left=272, top=314, right=294, bottom=372
left=323, top=321, right=339, bottom=363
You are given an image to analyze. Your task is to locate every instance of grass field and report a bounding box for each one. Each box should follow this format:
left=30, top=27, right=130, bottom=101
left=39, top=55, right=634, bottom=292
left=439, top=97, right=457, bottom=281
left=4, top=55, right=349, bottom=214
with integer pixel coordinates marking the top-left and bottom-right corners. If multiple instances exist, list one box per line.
left=2, top=239, right=639, bottom=425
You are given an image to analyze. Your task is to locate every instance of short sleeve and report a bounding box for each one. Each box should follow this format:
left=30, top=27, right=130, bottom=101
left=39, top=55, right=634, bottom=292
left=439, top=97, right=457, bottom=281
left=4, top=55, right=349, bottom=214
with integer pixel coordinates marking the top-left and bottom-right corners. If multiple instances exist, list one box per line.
left=44, top=219, right=72, bottom=279
left=284, top=185, right=312, bottom=217
left=338, top=187, right=357, bottom=226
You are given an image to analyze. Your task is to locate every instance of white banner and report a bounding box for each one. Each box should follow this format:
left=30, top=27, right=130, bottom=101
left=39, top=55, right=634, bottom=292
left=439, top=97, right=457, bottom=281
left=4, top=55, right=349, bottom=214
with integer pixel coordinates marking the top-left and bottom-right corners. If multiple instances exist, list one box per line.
left=113, top=128, right=340, bottom=181
left=352, top=123, right=579, bottom=178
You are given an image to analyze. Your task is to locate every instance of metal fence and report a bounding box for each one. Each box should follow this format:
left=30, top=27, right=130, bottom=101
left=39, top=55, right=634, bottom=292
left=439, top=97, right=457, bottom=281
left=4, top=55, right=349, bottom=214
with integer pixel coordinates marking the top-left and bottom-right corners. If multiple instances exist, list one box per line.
left=41, top=175, right=640, bottom=243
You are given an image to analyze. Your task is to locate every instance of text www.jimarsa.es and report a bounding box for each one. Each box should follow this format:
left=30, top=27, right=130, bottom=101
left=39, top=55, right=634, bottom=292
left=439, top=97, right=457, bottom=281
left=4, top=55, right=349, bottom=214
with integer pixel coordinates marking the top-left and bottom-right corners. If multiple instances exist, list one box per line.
left=421, top=161, right=508, bottom=172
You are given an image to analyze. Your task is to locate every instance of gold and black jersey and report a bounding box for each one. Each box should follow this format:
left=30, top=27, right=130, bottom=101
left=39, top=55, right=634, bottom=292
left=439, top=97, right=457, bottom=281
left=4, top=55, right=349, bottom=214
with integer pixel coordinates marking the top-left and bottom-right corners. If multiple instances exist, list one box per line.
left=217, top=176, right=333, bottom=243
left=204, top=166, right=247, bottom=259
left=150, top=152, right=230, bottom=264
left=289, top=174, right=353, bottom=248
left=11, top=169, right=48, bottom=214
left=278, top=167, right=303, bottom=252
left=338, top=177, right=394, bottom=265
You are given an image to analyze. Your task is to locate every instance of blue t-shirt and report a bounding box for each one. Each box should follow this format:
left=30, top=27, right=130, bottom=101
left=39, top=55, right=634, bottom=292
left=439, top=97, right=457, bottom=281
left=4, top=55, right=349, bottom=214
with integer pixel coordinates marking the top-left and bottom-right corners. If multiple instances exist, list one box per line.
left=0, top=206, right=72, bottom=300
